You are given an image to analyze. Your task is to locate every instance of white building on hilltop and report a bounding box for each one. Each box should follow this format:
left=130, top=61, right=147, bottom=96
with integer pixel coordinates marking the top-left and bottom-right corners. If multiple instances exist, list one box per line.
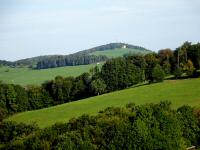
left=122, top=45, right=127, bottom=49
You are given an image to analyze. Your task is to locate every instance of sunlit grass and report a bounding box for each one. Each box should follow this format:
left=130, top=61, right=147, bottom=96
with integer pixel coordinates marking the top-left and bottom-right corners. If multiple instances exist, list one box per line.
left=7, top=78, right=200, bottom=128
left=0, top=63, right=102, bottom=85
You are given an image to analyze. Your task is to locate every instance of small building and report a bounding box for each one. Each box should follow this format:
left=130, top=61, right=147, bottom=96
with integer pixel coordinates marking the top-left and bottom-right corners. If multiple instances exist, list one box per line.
left=122, top=45, right=127, bottom=49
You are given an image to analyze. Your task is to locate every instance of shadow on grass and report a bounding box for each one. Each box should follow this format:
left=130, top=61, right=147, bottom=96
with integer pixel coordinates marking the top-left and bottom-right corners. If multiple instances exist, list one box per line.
left=126, top=70, right=200, bottom=90
left=128, top=81, right=158, bottom=90
left=131, top=82, right=150, bottom=88
left=165, top=72, right=200, bottom=80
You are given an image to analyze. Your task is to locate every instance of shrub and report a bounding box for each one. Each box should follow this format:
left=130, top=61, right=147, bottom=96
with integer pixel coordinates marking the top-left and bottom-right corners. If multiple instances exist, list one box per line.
left=184, top=59, right=195, bottom=76
left=152, top=64, right=165, bottom=82
left=174, top=65, right=183, bottom=79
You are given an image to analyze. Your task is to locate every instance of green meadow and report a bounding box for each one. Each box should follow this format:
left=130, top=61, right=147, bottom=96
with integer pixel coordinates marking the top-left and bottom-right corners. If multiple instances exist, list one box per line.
left=0, top=63, right=101, bottom=86
left=90, top=48, right=150, bottom=58
left=0, top=48, right=150, bottom=86
left=8, top=78, right=200, bottom=128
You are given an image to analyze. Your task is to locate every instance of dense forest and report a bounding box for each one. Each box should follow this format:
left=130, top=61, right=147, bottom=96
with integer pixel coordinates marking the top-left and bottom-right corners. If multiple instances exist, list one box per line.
left=0, top=102, right=200, bottom=149
left=0, top=43, right=149, bottom=69
left=36, top=54, right=108, bottom=69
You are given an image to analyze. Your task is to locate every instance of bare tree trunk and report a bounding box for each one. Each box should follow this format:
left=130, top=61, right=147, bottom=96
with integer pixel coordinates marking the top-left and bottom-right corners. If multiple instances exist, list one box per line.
left=178, top=50, right=180, bottom=67
left=185, top=50, right=188, bottom=62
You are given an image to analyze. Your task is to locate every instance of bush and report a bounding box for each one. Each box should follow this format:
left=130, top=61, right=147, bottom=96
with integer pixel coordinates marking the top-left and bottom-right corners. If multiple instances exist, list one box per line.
left=174, top=65, right=182, bottom=79
left=90, top=78, right=106, bottom=95
left=184, top=59, right=195, bottom=76
left=152, top=64, right=165, bottom=82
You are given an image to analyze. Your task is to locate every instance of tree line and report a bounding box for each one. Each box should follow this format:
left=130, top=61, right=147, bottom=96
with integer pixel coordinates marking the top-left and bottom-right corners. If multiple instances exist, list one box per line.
left=0, top=41, right=200, bottom=120
left=0, top=56, right=58, bottom=68
left=36, top=54, right=108, bottom=69
left=0, top=102, right=200, bottom=149
left=0, top=54, right=108, bottom=69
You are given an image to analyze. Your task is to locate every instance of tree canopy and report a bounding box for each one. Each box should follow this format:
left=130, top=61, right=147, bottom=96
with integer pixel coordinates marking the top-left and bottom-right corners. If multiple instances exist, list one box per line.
left=1, top=102, right=200, bottom=149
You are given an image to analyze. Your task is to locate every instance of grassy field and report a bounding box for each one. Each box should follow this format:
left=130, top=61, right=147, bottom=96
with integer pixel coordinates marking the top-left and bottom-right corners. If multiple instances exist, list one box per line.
left=0, top=48, right=150, bottom=86
left=7, top=78, right=200, bottom=128
left=0, top=63, right=102, bottom=86
left=90, top=48, right=150, bottom=58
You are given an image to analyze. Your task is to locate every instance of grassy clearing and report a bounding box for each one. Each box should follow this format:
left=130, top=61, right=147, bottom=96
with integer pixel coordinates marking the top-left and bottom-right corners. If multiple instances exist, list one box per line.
left=7, top=78, right=200, bottom=128
left=0, top=63, right=102, bottom=86
left=90, top=48, right=150, bottom=58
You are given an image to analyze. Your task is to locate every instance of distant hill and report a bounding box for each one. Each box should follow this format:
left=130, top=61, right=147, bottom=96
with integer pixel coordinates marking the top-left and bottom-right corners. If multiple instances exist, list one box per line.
left=78, top=43, right=149, bottom=54
left=0, top=43, right=151, bottom=69
left=80, top=43, right=151, bottom=58
left=90, top=48, right=150, bottom=58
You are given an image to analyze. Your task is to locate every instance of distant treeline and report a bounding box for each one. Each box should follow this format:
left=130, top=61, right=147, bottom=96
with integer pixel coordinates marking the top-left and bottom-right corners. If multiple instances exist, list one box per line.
left=0, top=41, right=200, bottom=120
left=0, top=56, right=56, bottom=68
left=1, top=102, right=200, bottom=149
left=0, top=54, right=108, bottom=69
left=36, top=54, right=108, bottom=69
left=0, top=53, right=108, bottom=69
left=0, top=43, right=149, bottom=69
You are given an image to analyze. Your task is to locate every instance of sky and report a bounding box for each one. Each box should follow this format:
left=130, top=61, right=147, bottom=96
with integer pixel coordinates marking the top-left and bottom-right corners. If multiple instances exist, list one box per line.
left=0, top=0, right=200, bottom=61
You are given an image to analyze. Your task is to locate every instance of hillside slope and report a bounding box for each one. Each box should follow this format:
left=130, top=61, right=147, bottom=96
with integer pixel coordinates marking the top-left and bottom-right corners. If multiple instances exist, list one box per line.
left=79, top=42, right=149, bottom=54
left=7, top=78, right=200, bottom=128
left=90, top=48, right=150, bottom=58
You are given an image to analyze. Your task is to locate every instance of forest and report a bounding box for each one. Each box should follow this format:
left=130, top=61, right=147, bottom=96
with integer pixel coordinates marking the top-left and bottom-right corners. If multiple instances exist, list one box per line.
left=0, top=102, right=200, bottom=149
left=36, top=54, right=108, bottom=69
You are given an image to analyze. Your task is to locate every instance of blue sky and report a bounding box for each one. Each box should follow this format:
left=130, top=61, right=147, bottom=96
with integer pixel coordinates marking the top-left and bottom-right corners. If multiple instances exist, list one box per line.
left=0, top=0, right=200, bottom=61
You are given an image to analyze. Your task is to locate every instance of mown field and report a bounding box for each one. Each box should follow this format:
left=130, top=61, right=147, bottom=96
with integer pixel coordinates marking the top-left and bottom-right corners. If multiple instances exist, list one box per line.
left=7, top=78, right=200, bottom=128
left=90, top=48, right=150, bottom=58
left=0, top=63, right=101, bottom=85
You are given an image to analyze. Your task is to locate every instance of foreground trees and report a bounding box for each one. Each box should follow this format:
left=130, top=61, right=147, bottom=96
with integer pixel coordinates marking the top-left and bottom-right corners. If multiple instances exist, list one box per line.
left=1, top=102, right=200, bottom=149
